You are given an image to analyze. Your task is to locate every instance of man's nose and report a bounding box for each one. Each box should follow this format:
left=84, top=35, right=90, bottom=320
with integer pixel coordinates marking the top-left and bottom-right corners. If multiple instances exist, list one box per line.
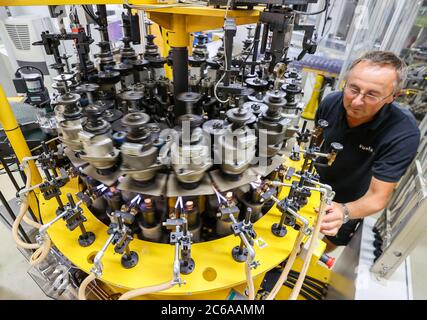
left=352, top=94, right=365, bottom=106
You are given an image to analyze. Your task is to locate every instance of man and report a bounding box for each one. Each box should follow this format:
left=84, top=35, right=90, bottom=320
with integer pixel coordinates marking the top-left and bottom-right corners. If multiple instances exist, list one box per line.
left=314, top=51, right=420, bottom=251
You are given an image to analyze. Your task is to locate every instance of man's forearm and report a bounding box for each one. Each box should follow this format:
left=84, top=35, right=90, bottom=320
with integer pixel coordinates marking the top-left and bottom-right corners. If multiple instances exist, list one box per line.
left=346, top=193, right=388, bottom=220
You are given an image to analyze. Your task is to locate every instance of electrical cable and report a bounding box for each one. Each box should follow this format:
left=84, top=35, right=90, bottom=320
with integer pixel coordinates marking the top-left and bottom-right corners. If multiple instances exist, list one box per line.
left=239, top=41, right=256, bottom=82
left=285, top=280, right=321, bottom=300
left=320, top=0, right=329, bottom=36
left=286, top=276, right=323, bottom=299
left=287, top=271, right=326, bottom=294
left=288, top=269, right=327, bottom=287
left=293, top=0, right=329, bottom=16
left=282, top=282, right=316, bottom=300
left=213, top=0, right=233, bottom=104
left=82, top=5, right=101, bottom=25
left=286, top=278, right=322, bottom=300
left=318, top=0, right=336, bottom=44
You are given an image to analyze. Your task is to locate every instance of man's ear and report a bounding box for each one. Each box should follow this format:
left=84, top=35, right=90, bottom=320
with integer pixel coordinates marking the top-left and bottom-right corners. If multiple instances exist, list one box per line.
left=392, top=90, right=403, bottom=101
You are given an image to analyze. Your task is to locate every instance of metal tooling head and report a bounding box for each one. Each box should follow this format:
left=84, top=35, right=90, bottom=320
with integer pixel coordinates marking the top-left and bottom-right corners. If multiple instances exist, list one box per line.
left=177, top=92, right=201, bottom=115
left=226, top=105, right=254, bottom=128
left=243, top=102, right=268, bottom=118
left=117, top=173, right=167, bottom=197
left=77, top=83, right=99, bottom=96
left=83, top=105, right=111, bottom=135
left=145, top=34, right=159, bottom=57
left=81, top=165, right=122, bottom=186
left=282, top=81, right=302, bottom=106
left=57, top=92, right=82, bottom=121
left=245, top=77, right=269, bottom=92
left=209, top=168, right=259, bottom=192
left=121, top=112, right=150, bottom=142
left=166, top=174, right=215, bottom=197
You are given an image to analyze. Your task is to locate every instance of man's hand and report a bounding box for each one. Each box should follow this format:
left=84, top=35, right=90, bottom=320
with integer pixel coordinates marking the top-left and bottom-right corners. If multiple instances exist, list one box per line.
left=320, top=201, right=345, bottom=236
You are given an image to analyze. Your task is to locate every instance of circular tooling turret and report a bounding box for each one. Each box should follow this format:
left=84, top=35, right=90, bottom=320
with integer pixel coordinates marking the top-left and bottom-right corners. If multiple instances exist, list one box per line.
left=97, top=70, right=121, bottom=85
left=53, top=73, right=75, bottom=82
left=245, top=77, right=269, bottom=91
left=121, top=112, right=150, bottom=128
left=226, top=106, right=254, bottom=127
left=132, top=59, right=150, bottom=71
left=119, top=91, right=144, bottom=102
left=39, top=156, right=321, bottom=298
left=102, top=109, right=123, bottom=123
left=57, top=92, right=81, bottom=106
left=113, top=63, right=133, bottom=76
left=242, top=102, right=268, bottom=118
left=76, top=83, right=100, bottom=93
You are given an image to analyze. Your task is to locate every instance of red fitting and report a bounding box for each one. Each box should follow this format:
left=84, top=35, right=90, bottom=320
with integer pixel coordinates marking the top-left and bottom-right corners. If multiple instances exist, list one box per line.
left=320, top=253, right=335, bottom=269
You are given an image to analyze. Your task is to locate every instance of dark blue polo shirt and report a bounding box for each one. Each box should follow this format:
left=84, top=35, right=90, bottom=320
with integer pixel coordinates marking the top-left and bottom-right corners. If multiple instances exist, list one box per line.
left=315, top=91, right=420, bottom=203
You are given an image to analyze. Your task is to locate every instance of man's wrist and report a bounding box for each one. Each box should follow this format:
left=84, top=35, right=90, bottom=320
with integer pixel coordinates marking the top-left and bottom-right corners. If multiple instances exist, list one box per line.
left=341, top=203, right=351, bottom=224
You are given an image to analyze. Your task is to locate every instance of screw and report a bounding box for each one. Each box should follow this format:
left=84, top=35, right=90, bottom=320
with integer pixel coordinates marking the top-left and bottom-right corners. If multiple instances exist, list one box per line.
left=144, top=198, right=152, bottom=209
left=185, top=201, right=194, bottom=211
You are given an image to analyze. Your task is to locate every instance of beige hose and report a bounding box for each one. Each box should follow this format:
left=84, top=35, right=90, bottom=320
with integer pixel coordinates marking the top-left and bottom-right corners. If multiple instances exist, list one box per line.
left=266, top=230, right=305, bottom=300
left=118, top=281, right=176, bottom=300
left=23, top=214, right=42, bottom=229
left=78, top=273, right=97, bottom=300
left=11, top=162, right=52, bottom=263
left=29, top=237, right=52, bottom=266
left=245, top=262, right=255, bottom=300
left=12, top=165, right=41, bottom=249
left=288, top=196, right=328, bottom=300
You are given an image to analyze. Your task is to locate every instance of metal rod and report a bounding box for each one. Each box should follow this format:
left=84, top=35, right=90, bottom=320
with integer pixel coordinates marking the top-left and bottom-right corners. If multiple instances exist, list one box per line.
left=0, top=191, right=32, bottom=243
left=250, top=23, right=262, bottom=74
left=79, top=224, right=87, bottom=235
left=55, top=195, right=64, bottom=209
left=260, top=23, right=269, bottom=54
left=14, top=156, right=28, bottom=186
left=172, top=47, right=189, bottom=116
left=0, top=156, right=20, bottom=191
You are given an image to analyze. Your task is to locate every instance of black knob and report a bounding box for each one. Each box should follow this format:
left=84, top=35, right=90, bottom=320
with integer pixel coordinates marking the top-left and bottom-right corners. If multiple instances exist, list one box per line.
left=146, top=34, right=155, bottom=44
left=85, top=105, right=102, bottom=119
left=317, top=119, right=329, bottom=129
left=330, top=142, right=343, bottom=152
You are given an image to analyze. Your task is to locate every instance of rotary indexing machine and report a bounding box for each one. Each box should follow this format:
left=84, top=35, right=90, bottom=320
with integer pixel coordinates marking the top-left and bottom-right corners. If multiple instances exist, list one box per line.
left=1, top=0, right=339, bottom=300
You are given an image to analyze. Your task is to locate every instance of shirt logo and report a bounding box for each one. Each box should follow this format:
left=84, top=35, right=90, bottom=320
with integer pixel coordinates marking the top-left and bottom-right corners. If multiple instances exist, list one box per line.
left=359, top=144, right=374, bottom=153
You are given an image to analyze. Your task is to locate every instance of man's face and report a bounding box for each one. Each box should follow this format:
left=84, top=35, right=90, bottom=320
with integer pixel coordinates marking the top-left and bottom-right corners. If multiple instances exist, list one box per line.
left=343, top=61, right=397, bottom=123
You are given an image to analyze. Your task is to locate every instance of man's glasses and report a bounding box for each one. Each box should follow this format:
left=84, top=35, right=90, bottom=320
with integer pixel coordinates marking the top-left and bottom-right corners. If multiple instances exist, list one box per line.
left=343, top=84, right=394, bottom=104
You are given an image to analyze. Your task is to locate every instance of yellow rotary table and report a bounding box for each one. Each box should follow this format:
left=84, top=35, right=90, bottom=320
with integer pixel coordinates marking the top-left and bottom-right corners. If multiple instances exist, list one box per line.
left=39, top=156, right=328, bottom=300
